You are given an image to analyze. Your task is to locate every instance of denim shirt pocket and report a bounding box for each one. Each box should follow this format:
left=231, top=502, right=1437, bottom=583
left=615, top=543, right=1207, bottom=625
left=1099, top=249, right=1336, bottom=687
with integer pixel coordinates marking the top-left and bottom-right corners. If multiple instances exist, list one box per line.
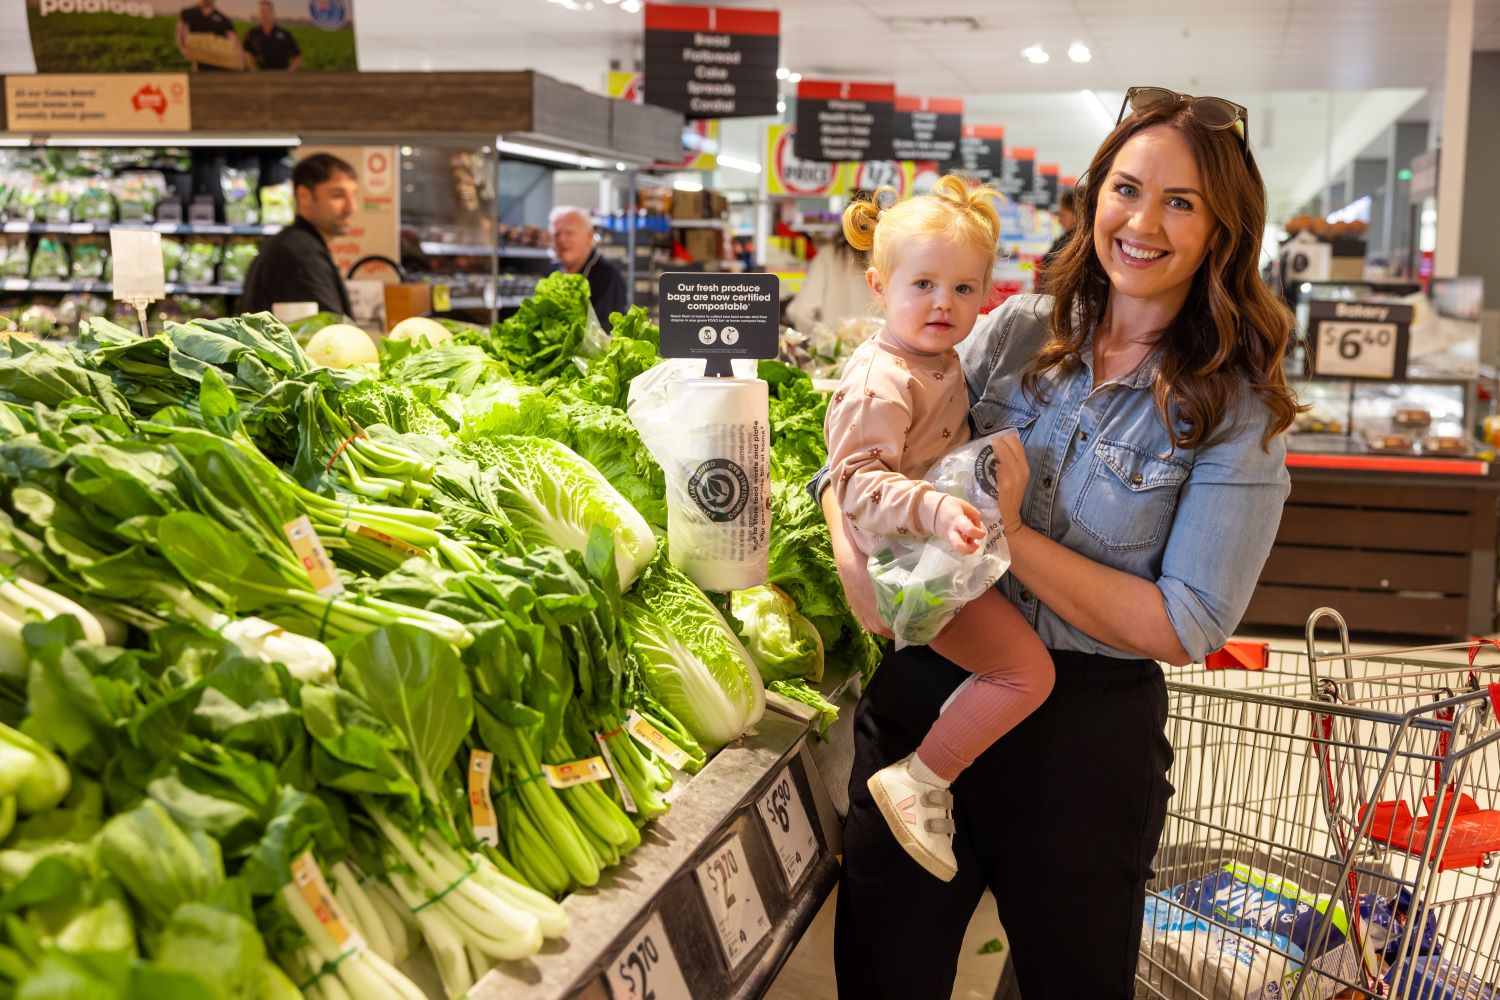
left=971, top=387, right=1041, bottom=443
left=1073, top=438, right=1191, bottom=551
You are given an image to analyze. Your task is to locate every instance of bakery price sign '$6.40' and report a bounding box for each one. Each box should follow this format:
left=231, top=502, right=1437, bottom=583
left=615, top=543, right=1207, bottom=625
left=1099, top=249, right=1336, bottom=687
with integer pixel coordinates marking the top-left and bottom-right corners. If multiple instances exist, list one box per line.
left=1307, top=300, right=1412, bottom=380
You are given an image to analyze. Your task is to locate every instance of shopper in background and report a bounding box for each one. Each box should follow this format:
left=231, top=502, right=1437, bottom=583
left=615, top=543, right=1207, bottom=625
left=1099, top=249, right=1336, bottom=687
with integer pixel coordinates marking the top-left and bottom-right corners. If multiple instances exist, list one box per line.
left=176, top=0, right=243, bottom=71
left=785, top=236, right=873, bottom=332
left=549, top=206, right=628, bottom=330
left=820, top=88, right=1299, bottom=998
left=240, top=154, right=356, bottom=317
left=243, top=1, right=303, bottom=71
left=1036, top=185, right=1077, bottom=289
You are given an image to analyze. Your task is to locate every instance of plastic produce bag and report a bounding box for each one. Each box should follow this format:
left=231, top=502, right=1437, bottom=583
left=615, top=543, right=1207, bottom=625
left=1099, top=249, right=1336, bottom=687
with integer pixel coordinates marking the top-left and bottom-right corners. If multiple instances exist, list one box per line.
left=868, top=429, right=1016, bottom=646
left=628, top=357, right=770, bottom=593
left=260, top=181, right=294, bottom=226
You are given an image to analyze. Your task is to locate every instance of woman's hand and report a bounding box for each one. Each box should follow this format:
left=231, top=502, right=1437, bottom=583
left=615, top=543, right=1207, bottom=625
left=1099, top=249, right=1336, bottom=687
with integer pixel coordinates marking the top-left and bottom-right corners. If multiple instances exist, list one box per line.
left=994, top=432, right=1030, bottom=537
left=821, top=485, right=894, bottom=639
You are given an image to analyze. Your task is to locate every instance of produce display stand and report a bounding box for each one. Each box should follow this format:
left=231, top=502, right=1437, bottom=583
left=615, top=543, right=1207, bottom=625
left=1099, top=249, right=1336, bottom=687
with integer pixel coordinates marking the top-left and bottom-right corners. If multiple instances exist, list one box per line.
left=472, top=702, right=842, bottom=1000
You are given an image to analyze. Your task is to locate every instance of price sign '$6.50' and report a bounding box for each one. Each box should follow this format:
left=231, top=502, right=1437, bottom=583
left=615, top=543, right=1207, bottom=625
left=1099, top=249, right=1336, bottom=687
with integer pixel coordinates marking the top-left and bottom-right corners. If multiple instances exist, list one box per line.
left=606, top=911, right=692, bottom=1000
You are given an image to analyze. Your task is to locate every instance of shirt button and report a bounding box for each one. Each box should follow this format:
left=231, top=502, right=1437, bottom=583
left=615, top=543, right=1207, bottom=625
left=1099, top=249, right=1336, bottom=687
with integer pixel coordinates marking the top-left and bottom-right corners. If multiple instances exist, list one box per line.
left=1077, top=430, right=1088, bottom=442
left=1130, top=472, right=1144, bottom=486
left=1021, top=589, right=1034, bottom=602
left=1042, top=475, right=1054, bottom=489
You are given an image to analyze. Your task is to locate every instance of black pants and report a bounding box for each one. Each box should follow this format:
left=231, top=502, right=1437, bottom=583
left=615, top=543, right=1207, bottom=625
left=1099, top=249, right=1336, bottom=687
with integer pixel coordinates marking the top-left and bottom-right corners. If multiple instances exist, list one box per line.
left=834, top=645, right=1174, bottom=999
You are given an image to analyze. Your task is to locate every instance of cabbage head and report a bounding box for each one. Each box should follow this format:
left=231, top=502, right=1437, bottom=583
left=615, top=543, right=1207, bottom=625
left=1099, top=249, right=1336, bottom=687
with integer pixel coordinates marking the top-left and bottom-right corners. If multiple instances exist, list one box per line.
left=475, top=435, right=655, bottom=589
left=730, top=585, right=824, bottom=683
left=624, top=557, right=765, bottom=748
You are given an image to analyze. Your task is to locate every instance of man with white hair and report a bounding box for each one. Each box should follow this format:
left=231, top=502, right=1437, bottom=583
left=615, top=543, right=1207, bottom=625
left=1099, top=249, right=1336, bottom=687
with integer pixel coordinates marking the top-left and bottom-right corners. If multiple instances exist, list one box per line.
left=549, top=205, right=628, bottom=329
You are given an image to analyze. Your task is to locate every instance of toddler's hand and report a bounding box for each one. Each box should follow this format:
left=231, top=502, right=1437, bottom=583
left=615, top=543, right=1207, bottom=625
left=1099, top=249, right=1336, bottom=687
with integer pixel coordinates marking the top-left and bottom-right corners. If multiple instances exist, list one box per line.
left=935, top=495, right=985, bottom=554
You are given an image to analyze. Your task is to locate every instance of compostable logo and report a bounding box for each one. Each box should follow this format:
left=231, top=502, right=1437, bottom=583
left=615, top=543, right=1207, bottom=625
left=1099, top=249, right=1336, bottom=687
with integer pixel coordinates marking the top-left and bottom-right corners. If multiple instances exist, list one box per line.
left=974, top=445, right=999, bottom=499
left=689, top=459, right=750, bottom=523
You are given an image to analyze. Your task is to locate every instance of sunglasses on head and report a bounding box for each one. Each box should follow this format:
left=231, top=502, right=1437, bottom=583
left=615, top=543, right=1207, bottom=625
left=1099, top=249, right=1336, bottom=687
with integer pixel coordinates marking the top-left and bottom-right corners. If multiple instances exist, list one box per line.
left=1116, top=86, right=1250, bottom=151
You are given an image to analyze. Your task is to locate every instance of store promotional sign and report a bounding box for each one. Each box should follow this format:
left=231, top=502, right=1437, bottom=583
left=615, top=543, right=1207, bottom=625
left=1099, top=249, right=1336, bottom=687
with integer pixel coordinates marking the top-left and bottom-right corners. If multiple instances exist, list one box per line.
left=847, top=159, right=937, bottom=199
left=25, top=0, right=358, bottom=73
left=1307, top=300, right=1412, bottom=380
left=642, top=3, right=779, bottom=119
left=892, top=95, right=962, bottom=163
left=5, top=72, right=189, bottom=131
left=794, top=80, right=896, bottom=163
left=941, top=124, right=1004, bottom=183
left=764, top=124, right=845, bottom=197
left=607, top=69, right=721, bottom=170
left=1001, top=147, right=1036, bottom=202
left=295, top=145, right=398, bottom=282
left=659, top=272, right=779, bottom=376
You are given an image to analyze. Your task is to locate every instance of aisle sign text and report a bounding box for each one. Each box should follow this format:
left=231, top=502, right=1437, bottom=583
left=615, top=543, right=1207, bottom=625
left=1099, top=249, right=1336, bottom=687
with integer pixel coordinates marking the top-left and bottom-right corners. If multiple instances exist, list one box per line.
left=1308, top=300, right=1412, bottom=380
left=6, top=74, right=190, bottom=131
left=1037, top=163, right=1061, bottom=210
left=892, top=95, right=963, bottom=162
left=1002, top=147, right=1037, bottom=203
left=607, top=911, right=693, bottom=1000
left=756, top=765, right=820, bottom=889
left=794, top=79, right=896, bottom=162
left=695, top=832, right=771, bottom=968
left=643, top=3, right=779, bottom=118
left=941, top=125, right=1004, bottom=183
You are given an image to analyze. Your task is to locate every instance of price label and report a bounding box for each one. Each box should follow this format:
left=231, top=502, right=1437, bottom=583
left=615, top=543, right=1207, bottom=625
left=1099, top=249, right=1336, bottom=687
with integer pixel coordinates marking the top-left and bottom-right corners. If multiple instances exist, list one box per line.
left=3, top=221, right=28, bottom=233
left=606, top=911, right=692, bottom=1000
left=352, top=523, right=428, bottom=560
left=1307, top=301, right=1411, bottom=380
left=695, top=833, right=770, bottom=968
left=283, top=515, right=345, bottom=597
left=1314, top=321, right=1399, bottom=378
left=595, top=732, right=638, bottom=813
left=108, top=226, right=166, bottom=303
left=290, top=851, right=363, bottom=949
left=467, top=749, right=498, bottom=847
left=756, top=766, right=819, bottom=889
left=542, top=757, right=611, bottom=788
left=432, top=284, right=451, bottom=312
left=624, top=709, right=692, bottom=770
left=68, top=221, right=95, bottom=234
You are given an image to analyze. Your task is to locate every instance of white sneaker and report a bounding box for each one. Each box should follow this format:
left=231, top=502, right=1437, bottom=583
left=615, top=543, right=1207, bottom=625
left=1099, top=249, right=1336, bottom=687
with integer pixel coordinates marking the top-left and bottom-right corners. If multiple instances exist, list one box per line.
left=866, top=755, right=957, bottom=881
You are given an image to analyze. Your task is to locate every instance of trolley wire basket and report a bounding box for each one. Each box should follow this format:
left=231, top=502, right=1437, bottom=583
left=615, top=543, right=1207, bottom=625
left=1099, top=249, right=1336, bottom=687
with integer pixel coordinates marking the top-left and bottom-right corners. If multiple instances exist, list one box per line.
left=1137, top=608, right=1500, bottom=1000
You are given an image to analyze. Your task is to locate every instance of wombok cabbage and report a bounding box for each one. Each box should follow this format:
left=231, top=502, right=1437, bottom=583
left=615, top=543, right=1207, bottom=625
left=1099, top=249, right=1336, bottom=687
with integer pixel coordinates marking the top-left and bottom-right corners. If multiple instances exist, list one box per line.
left=474, top=436, right=655, bottom=590
left=730, top=585, right=824, bottom=683
left=623, top=557, right=764, bottom=748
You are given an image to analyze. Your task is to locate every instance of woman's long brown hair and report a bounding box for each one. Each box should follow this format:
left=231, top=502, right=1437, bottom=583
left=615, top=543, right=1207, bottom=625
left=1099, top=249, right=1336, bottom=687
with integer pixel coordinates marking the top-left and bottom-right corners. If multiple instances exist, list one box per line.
left=1026, top=101, right=1302, bottom=450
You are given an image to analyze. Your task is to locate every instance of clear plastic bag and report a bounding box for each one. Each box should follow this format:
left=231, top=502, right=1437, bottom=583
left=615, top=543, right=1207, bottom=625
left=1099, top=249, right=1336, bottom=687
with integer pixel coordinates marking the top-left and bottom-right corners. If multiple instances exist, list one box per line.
left=868, top=429, right=1017, bottom=647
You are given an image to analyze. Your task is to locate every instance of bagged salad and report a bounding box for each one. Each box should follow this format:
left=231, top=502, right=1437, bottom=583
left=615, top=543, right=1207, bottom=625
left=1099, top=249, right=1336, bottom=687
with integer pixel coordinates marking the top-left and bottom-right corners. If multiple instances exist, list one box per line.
left=868, top=429, right=1017, bottom=646
left=260, top=181, right=294, bottom=225
left=179, top=237, right=221, bottom=284
left=221, top=167, right=260, bottom=225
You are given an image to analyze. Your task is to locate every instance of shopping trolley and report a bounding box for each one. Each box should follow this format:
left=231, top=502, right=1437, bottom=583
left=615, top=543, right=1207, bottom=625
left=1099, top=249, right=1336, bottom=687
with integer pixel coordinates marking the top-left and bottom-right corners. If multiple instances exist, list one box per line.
left=1137, top=608, right=1500, bottom=1000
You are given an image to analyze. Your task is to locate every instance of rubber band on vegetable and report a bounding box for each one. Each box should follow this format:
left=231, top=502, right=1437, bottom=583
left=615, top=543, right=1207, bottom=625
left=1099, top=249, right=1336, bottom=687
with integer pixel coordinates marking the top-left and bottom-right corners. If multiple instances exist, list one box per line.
left=316, top=596, right=337, bottom=642
left=496, top=772, right=544, bottom=797
left=296, top=946, right=359, bottom=991
left=596, top=726, right=623, bottom=742
left=325, top=431, right=367, bottom=471
left=410, top=864, right=476, bottom=914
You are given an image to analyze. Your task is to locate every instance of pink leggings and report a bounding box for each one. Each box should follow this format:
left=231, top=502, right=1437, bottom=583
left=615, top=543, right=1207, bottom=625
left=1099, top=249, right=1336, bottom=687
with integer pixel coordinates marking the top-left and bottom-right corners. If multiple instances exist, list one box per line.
left=919, top=588, right=1055, bottom=781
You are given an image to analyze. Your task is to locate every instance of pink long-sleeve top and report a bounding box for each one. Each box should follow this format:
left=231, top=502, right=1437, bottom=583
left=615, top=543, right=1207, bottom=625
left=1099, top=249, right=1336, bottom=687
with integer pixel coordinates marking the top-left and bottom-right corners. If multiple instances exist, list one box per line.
left=824, top=334, right=972, bottom=556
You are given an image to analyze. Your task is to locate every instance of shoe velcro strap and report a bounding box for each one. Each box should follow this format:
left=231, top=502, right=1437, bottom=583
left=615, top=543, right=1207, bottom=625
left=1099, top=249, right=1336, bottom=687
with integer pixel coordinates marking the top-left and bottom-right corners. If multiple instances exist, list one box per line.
left=921, top=789, right=953, bottom=808
left=924, top=818, right=956, bottom=834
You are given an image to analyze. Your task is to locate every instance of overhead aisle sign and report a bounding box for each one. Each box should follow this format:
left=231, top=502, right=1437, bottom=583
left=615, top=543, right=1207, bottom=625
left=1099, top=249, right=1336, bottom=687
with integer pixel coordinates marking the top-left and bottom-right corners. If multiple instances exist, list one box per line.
left=794, top=80, right=896, bottom=162
left=892, top=96, right=962, bottom=163
left=607, top=69, right=720, bottom=170
left=1001, top=147, right=1036, bottom=202
left=643, top=3, right=779, bottom=119
left=941, top=125, right=1004, bottom=183
left=1037, top=163, right=1061, bottom=209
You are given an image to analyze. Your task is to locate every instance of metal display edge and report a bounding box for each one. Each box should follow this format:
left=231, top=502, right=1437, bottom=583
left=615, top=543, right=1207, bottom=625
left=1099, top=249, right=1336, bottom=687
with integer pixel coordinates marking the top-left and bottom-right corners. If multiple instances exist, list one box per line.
left=469, top=709, right=835, bottom=1000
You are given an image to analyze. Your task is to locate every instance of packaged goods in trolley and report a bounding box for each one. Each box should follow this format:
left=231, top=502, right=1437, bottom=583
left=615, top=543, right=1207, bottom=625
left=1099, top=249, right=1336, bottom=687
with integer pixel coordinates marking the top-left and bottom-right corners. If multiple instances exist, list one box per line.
left=1137, top=609, right=1500, bottom=1000
left=867, top=429, right=1015, bottom=646
left=629, top=359, right=770, bottom=593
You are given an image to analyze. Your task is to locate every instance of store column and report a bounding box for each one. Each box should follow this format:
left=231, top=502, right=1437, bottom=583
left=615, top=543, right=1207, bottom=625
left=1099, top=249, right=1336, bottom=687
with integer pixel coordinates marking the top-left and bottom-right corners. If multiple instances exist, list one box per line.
left=1454, top=50, right=1500, bottom=358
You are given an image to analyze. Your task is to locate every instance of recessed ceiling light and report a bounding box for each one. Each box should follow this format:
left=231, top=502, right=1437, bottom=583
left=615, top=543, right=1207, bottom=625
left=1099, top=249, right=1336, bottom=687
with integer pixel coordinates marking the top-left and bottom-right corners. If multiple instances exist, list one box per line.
left=621, top=0, right=640, bottom=10
left=1021, top=45, right=1049, bottom=64
left=776, top=67, right=790, bottom=80
left=1068, top=42, right=1091, bottom=63
left=786, top=72, right=801, bottom=83
left=777, top=98, right=787, bottom=113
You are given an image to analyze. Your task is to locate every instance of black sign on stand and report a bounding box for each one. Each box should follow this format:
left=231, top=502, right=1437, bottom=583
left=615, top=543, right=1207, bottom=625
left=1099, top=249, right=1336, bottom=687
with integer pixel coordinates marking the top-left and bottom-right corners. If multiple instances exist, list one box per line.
left=892, top=96, right=963, bottom=163
left=1037, top=163, right=1061, bottom=209
left=643, top=3, right=780, bottom=119
left=940, top=125, right=1004, bottom=183
left=659, top=273, right=780, bottom=377
left=1001, top=147, right=1036, bottom=202
left=794, top=80, right=896, bottom=162
left=1306, top=300, right=1413, bottom=380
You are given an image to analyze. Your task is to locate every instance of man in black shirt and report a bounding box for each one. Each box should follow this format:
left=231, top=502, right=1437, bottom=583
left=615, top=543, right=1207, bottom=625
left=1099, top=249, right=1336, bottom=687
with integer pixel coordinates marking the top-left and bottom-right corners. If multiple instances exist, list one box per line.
left=176, top=0, right=243, bottom=71
left=549, top=205, right=628, bottom=330
left=244, top=1, right=302, bottom=71
left=241, top=154, right=357, bottom=317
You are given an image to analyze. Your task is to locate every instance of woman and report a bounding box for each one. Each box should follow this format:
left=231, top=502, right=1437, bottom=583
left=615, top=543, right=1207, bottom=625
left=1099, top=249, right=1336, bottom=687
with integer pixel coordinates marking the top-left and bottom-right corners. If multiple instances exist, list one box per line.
left=819, top=89, right=1301, bottom=998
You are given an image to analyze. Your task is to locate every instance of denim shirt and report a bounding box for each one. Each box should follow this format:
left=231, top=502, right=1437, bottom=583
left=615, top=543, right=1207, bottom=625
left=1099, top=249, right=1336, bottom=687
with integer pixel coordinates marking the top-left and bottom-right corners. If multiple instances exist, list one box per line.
left=816, top=293, right=1291, bottom=662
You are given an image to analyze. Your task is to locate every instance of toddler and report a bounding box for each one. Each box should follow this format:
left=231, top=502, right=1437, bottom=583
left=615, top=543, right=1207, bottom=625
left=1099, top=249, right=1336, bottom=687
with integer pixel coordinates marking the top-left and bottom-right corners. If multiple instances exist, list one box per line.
left=825, top=176, right=1054, bottom=881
